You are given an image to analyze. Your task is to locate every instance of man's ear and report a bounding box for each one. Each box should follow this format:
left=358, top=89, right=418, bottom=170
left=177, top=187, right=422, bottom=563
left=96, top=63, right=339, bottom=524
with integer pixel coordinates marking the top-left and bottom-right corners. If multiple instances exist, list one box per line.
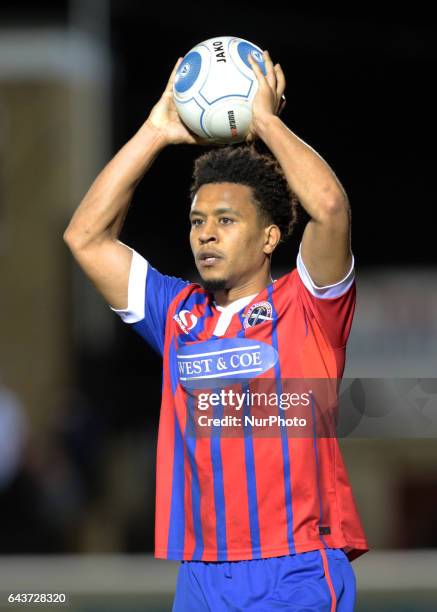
left=263, top=225, right=281, bottom=255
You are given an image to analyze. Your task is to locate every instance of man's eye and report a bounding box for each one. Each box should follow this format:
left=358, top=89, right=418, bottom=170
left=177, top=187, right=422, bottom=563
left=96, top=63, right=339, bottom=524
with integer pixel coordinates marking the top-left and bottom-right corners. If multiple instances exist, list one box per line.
left=220, top=217, right=233, bottom=224
left=191, top=219, right=203, bottom=226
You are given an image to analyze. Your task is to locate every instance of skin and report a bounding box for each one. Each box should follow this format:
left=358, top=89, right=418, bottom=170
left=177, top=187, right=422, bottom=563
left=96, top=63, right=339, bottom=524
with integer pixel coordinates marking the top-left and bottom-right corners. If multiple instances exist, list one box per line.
left=189, top=182, right=280, bottom=306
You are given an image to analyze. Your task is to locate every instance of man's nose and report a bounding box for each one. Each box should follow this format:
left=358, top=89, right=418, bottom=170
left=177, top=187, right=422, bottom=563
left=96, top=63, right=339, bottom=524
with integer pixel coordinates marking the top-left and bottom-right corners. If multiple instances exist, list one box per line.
left=199, top=220, right=217, bottom=244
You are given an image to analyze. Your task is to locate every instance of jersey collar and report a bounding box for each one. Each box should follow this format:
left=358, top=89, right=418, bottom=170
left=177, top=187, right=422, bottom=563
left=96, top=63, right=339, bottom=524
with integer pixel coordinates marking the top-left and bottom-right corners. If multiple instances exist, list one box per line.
left=213, top=293, right=258, bottom=314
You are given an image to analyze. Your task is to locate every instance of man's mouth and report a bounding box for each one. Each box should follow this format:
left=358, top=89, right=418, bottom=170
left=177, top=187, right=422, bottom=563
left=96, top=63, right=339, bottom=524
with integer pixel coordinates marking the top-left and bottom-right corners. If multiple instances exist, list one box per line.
left=197, top=250, right=224, bottom=267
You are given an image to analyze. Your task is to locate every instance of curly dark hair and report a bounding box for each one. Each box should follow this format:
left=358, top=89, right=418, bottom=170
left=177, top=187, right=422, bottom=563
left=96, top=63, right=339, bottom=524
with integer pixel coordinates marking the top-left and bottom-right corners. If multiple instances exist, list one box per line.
left=189, top=142, right=299, bottom=242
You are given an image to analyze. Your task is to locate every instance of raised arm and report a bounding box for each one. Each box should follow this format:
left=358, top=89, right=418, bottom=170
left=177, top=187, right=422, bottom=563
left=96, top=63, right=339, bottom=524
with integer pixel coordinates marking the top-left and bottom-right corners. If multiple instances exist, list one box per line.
left=248, top=51, right=351, bottom=287
left=63, top=57, right=209, bottom=309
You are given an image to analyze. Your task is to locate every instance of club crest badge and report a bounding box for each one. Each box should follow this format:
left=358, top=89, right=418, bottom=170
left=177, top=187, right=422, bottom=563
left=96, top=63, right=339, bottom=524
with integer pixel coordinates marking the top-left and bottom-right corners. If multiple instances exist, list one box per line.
left=243, top=301, right=273, bottom=329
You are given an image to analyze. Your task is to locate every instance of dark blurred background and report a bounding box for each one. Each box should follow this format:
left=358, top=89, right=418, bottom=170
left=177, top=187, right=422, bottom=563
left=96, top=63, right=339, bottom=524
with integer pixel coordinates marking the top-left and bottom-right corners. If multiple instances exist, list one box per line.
left=0, top=2, right=436, bottom=610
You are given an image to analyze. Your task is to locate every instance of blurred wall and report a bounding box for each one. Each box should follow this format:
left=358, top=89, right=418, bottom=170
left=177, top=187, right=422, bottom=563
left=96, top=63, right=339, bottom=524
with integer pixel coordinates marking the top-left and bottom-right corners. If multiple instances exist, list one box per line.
left=0, top=27, right=111, bottom=433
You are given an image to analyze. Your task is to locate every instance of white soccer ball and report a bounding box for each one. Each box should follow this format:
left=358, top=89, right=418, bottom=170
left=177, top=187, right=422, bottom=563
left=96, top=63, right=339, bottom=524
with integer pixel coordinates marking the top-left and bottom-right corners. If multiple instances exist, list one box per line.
left=173, top=36, right=267, bottom=144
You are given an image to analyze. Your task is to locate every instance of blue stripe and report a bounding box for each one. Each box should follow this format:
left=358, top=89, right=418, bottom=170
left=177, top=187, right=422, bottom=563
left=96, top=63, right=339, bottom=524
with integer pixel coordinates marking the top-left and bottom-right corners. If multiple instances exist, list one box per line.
left=167, top=290, right=215, bottom=559
left=179, top=293, right=212, bottom=556
left=211, top=399, right=227, bottom=560
left=236, top=310, right=247, bottom=337
left=166, top=339, right=185, bottom=558
left=242, top=381, right=261, bottom=557
left=166, top=291, right=206, bottom=559
left=268, top=284, right=296, bottom=554
left=185, top=392, right=204, bottom=559
left=311, top=393, right=330, bottom=548
left=169, top=329, right=181, bottom=394
left=237, top=310, right=262, bottom=557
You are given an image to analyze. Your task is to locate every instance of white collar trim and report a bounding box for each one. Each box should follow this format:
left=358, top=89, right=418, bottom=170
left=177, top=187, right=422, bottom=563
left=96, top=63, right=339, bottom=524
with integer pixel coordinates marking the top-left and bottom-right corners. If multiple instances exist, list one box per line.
left=213, top=293, right=258, bottom=314
left=212, top=293, right=257, bottom=337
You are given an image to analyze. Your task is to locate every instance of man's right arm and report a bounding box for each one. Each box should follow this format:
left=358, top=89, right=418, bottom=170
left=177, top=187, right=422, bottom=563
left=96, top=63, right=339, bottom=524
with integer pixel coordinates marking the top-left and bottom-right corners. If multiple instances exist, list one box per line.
left=63, top=56, right=209, bottom=310
left=63, top=122, right=167, bottom=310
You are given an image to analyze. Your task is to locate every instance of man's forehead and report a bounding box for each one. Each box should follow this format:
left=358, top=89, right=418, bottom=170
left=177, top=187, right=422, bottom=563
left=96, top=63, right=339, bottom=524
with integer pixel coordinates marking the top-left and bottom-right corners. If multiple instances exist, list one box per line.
left=191, top=183, right=254, bottom=211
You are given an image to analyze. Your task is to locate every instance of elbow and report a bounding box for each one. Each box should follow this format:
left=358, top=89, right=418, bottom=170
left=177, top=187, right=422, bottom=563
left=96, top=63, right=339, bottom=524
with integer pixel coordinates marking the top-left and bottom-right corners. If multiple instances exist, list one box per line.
left=63, top=226, right=89, bottom=251
left=63, top=225, right=109, bottom=252
left=63, top=226, right=77, bottom=249
left=63, top=226, right=73, bottom=246
left=318, top=195, right=350, bottom=220
left=324, top=193, right=349, bottom=212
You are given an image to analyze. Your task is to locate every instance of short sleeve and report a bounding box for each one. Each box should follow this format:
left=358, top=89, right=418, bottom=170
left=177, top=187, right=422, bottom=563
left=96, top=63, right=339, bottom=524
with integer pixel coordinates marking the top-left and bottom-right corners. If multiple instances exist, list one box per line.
left=110, top=249, right=190, bottom=355
left=296, top=242, right=355, bottom=298
left=295, top=243, right=356, bottom=348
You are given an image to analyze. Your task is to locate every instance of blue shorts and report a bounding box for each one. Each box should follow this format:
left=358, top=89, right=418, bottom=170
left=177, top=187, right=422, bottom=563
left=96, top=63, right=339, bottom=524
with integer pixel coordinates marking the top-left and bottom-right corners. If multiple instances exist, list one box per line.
left=172, top=548, right=356, bottom=611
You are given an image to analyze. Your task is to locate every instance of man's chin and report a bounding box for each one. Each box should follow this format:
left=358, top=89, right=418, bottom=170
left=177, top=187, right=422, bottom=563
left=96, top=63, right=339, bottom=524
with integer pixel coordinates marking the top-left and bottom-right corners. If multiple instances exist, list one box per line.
left=200, top=277, right=228, bottom=292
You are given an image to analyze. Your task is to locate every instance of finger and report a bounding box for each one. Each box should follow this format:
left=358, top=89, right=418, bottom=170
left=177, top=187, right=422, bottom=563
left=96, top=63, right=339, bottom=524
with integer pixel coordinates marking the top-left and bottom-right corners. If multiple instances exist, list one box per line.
left=263, top=50, right=277, bottom=92
left=274, top=63, right=286, bottom=98
left=164, top=57, right=184, bottom=93
left=187, top=128, right=211, bottom=147
left=184, top=125, right=209, bottom=146
left=247, top=53, right=267, bottom=85
left=246, top=128, right=254, bottom=144
left=245, top=127, right=259, bottom=144
left=274, top=64, right=286, bottom=114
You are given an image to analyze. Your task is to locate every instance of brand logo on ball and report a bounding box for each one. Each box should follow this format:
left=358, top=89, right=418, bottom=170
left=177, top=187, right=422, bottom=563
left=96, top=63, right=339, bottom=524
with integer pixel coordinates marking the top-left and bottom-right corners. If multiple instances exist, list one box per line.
left=180, top=63, right=190, bottom=77
left=251, top=50, right=263, bottom=63
left=213, top=40, right=226, bottom=63
left=243, top=301, right=273, bottom=328
left=227, top=110, right=238, bottom=136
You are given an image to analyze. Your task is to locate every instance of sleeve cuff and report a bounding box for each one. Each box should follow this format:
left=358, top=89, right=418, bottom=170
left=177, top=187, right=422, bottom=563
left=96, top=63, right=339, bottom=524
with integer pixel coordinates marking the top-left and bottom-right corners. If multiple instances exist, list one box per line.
left=296, top=242, right=355, bottom=299
left=110, top=249, right=148, bottom=323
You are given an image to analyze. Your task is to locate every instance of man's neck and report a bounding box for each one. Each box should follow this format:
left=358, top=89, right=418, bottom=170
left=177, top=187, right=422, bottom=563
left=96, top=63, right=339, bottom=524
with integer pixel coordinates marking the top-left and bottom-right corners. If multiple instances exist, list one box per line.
left=212, top=272, right=274, bottom=308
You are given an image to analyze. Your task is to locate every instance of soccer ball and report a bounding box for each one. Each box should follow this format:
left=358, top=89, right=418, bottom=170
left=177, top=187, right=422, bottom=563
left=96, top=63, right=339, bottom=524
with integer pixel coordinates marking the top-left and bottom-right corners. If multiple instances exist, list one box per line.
left=173, top=36, right=267, bottom=144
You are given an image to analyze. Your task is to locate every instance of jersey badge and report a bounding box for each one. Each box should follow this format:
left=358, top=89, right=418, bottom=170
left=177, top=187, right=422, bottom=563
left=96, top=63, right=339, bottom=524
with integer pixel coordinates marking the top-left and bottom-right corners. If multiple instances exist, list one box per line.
left=174, top=309, right=198, bottom=334
left=243, top=301, right=273, bottom=329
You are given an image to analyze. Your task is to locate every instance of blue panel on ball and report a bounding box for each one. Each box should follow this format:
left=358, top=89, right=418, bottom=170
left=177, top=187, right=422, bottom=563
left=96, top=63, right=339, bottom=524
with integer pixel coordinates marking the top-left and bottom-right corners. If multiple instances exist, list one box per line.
left=237, top=42, right=267, bottom=76
left=174, top=51, right=202, bottom=93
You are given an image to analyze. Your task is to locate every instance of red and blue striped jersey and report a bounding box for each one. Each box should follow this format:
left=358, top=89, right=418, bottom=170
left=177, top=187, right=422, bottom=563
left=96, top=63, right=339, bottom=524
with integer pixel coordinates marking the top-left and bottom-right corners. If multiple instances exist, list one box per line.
left=111, top=244, right=369, bottom=562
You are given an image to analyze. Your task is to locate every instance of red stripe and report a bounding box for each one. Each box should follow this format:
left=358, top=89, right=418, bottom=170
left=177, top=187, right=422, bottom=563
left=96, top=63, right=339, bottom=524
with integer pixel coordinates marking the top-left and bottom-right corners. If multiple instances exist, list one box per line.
left=183, top=434, right=195, bottom=558
left=288, top=438, right=320, bottom=550
left=154, top=368, right=177, bottom=556
left=319, top=548, right=337, bottom=612
left=196, top=437, right=218, bottom=559
left=253, top=436, right=289, bottom=556
left=243, top=294, right=290, bottom=557
left=221, top=436, right=252, bottom=560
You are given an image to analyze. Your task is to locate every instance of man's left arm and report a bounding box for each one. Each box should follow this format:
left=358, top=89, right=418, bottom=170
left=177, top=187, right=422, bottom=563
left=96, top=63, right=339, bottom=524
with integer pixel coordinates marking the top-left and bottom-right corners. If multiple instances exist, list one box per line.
left=257, top=115, right=351, bottom=287
left=248, top=51, right=351, bottom=287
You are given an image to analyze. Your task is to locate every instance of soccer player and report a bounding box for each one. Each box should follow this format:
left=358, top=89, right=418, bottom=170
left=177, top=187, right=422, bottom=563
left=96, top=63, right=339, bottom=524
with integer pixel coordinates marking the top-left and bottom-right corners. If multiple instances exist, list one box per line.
left=64, top=51, right=368, bottom=610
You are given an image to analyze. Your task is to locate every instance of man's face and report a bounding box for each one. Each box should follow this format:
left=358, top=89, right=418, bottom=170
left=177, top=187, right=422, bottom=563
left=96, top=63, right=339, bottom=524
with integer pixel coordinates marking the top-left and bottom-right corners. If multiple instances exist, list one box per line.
left=189, top=182, right=269, bottom=291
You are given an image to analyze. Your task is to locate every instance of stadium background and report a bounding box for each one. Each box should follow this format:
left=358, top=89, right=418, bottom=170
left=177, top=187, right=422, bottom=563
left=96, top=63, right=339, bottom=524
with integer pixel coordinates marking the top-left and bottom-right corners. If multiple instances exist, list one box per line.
left=0, top=2, right=436, bottom=610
